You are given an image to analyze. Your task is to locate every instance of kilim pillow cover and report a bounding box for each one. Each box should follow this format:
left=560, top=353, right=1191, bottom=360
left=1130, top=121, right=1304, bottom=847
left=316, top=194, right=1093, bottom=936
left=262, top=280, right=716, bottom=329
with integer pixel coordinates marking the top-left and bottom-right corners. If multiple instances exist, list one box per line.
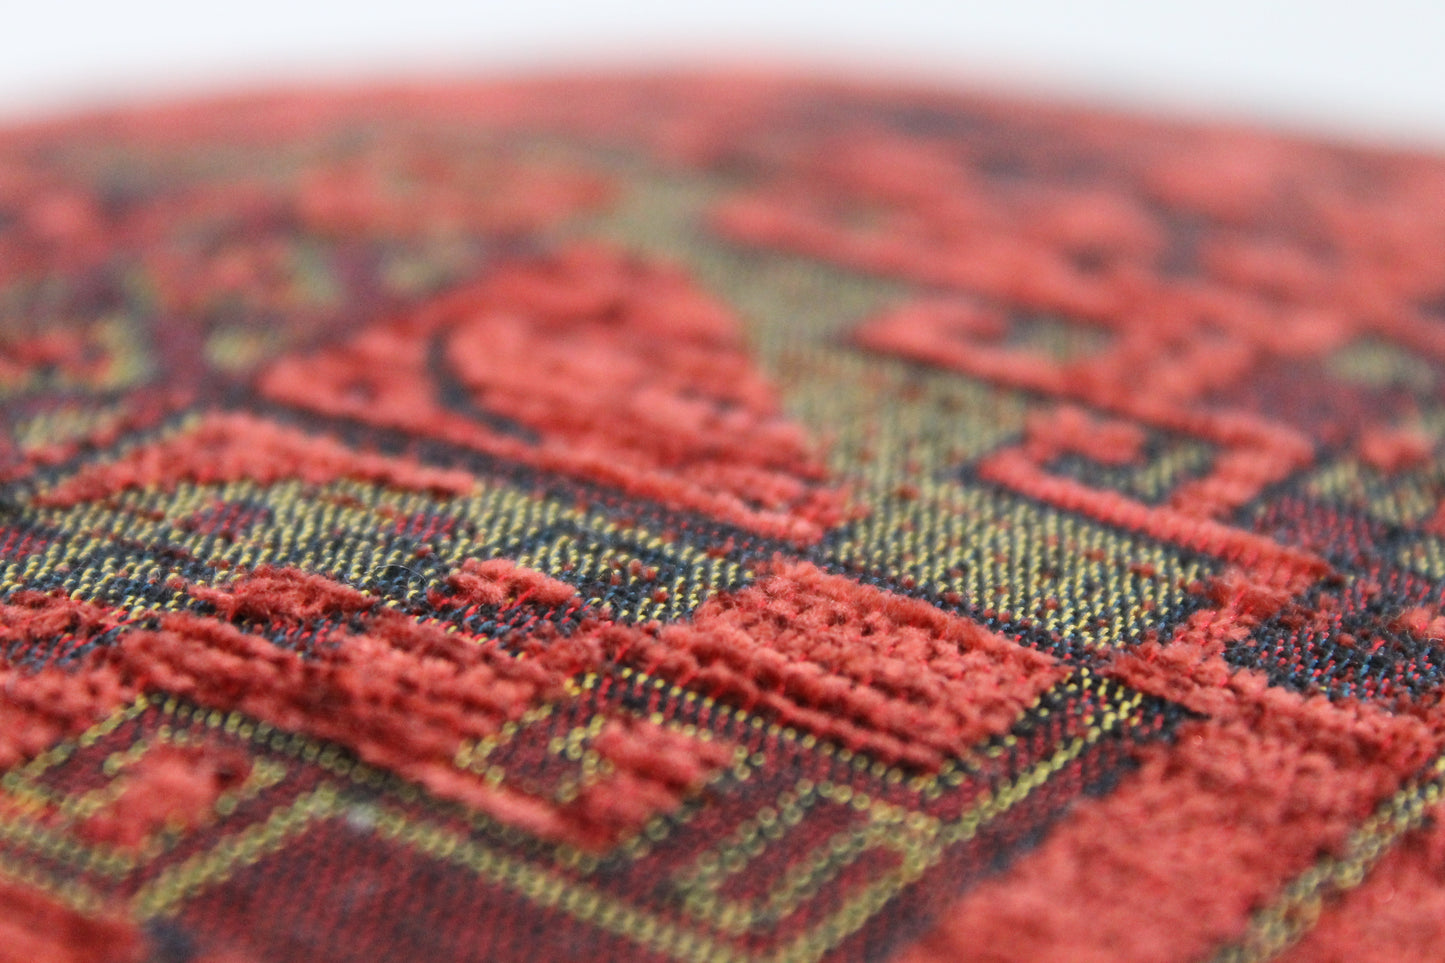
left=2, top=72, right=1445, bottom=963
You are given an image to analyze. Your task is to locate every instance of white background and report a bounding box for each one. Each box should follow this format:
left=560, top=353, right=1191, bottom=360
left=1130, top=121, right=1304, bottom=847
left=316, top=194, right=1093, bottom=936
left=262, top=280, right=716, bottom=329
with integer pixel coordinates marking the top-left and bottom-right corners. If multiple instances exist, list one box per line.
left=4, top=0, right=1445, bottom=148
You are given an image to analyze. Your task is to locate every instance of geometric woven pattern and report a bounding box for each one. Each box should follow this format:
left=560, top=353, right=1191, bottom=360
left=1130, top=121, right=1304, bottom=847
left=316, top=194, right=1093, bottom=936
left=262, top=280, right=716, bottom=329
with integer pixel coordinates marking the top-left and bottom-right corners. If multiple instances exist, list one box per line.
left=3, top=74, right=1445, bottom=962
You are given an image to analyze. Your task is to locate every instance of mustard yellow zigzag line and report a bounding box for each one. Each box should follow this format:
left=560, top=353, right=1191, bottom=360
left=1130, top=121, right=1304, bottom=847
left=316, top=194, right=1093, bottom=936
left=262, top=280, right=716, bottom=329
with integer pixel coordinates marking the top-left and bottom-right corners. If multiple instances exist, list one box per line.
left=2, top=732, right=285, bottom=838
left=0, top=698, right=286, bottom=877
left=674, top=780, right=937, bottom=936
left=2, top=657, right=1143, bottom=961
left=127, top=702, right=1129, bottom=963
left=1210, top=752, right=1445, bottom=963
left=0, top=846, right=110, bottom=917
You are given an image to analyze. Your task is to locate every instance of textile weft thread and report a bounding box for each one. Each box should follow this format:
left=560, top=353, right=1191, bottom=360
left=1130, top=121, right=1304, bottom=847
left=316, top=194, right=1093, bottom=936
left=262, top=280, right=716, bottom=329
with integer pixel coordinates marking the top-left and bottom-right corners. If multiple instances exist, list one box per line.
left=2, top=73, right=1445, bottom=962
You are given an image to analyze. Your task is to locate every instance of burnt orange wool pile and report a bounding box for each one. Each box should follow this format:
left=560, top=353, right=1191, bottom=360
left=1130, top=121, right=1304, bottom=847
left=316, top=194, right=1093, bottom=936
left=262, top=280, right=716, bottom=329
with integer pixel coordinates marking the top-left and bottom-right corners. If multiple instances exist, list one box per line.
left=2, top=72, right=1445, bottom=963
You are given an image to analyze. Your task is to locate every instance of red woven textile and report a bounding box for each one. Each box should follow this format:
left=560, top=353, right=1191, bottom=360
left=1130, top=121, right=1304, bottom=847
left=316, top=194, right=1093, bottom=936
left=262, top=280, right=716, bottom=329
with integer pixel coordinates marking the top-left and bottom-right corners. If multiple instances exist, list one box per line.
left=2, top=73, right=1445, bottom=962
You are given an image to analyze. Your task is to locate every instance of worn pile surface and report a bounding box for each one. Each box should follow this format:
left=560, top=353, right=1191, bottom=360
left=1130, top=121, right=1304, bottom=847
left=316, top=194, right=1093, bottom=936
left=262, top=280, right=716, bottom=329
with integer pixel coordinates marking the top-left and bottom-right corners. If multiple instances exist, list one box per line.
left=3, top=74, right=1445, bottom=963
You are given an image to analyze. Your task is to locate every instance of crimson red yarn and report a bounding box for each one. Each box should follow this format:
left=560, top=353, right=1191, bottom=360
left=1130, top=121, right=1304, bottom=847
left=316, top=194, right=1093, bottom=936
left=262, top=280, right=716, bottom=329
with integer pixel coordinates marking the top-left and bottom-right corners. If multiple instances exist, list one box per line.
left=3, top=73, right=1445, bottom=963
